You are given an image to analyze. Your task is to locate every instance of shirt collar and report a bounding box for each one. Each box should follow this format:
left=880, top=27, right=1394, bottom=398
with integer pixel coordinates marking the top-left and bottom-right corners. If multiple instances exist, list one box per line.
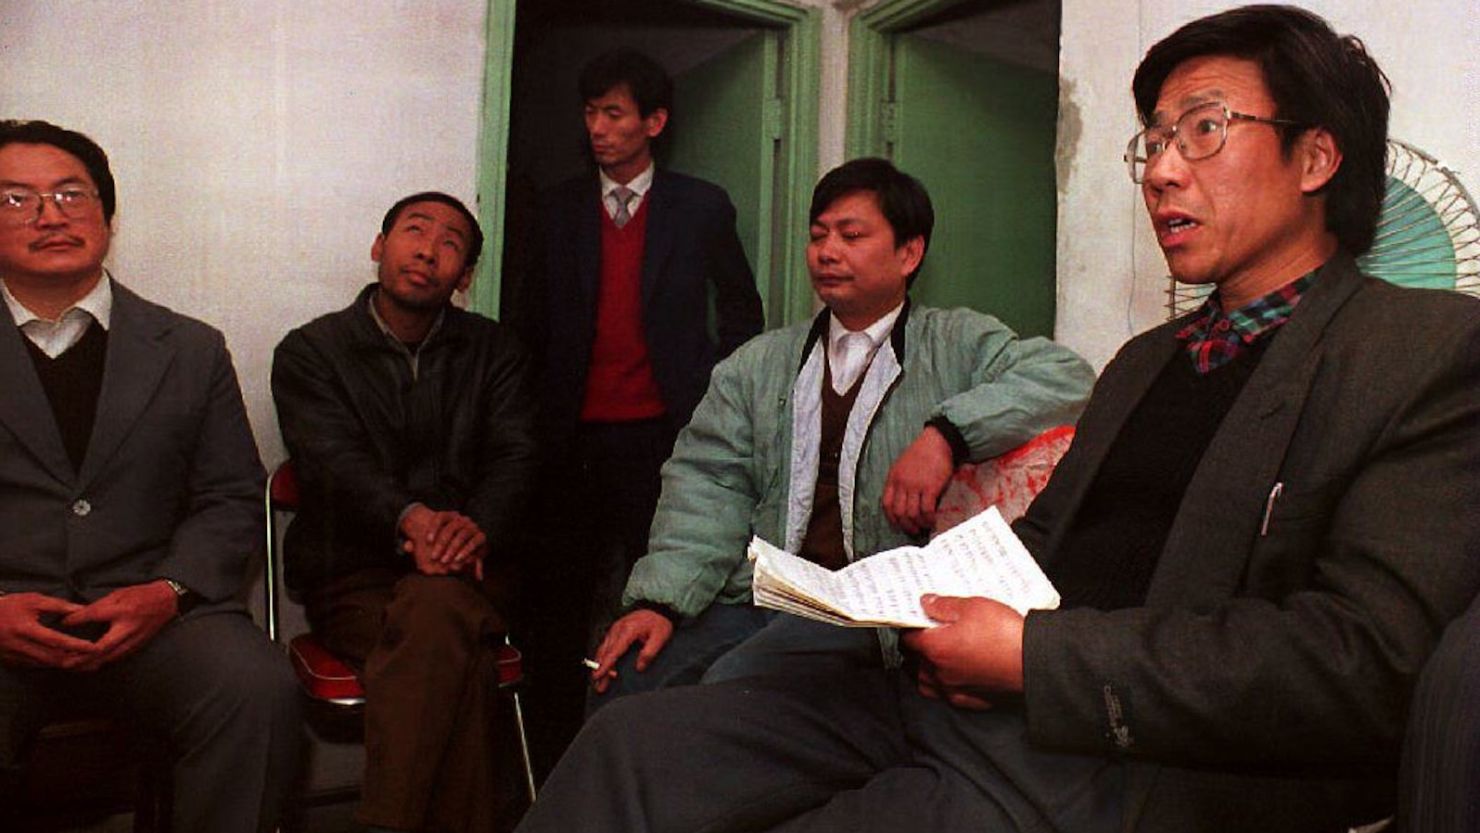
left=600, top=162, right=655, bottom=200
left=1176, top=269, right=1318, bottom=346
left=367, top=291, right=444, bottom=349
left=828, top=302, right=903, bottom=352
left=1, top=271, right=113, bottom=331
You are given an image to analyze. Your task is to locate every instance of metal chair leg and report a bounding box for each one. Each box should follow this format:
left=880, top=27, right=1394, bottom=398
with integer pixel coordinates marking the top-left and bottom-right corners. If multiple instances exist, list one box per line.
left=510, top=688, right=537, bottom=804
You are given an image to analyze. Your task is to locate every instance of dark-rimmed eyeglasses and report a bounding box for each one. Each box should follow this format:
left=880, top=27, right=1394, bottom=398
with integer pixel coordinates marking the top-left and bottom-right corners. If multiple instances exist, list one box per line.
left=1124, top=102, right=1303, bottom=183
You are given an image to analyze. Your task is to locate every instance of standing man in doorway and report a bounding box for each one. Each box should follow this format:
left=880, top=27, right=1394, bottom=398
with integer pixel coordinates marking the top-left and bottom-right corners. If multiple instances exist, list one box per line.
left=511, top=47, right=764, bottom=774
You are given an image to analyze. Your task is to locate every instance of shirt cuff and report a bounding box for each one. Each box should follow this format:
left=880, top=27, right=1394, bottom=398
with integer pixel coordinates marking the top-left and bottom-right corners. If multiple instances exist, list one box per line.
left=396, top=502, right=426, bottom=553
left=627, top=600, right=683, bottom=624
left=925, top=416, right=969, bottom=467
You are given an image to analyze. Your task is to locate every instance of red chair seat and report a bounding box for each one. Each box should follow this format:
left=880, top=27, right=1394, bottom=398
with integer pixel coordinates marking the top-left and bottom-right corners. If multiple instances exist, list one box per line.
left=288, top=634, right=365, bottom=703
left=494, top=643, right=524, bottom=687
left=288, top=632, right=525, bottom=702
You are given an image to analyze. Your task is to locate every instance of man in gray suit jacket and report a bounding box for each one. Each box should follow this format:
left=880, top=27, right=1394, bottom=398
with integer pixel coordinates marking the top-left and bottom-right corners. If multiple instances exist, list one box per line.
left=0, top=120, right=300, bottom=832
left=513, top=7, right=1480, bottom=833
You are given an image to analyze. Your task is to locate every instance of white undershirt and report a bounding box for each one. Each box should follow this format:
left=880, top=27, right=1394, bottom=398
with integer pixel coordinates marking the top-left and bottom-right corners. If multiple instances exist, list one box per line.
left=826, top=303, right=903, bottom=394
left=1, top=272, right=113, bottom=358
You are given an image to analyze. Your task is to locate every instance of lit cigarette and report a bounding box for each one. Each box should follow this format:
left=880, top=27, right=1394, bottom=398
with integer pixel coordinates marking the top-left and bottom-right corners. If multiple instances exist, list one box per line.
left=582, top=658, right=617, bottom=676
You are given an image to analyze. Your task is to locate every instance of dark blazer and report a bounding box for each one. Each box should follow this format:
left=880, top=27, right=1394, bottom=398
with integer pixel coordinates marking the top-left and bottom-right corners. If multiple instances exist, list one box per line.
left=272, top=285, right=539, bottom=594
left=523, top=168, right=763, bottom=439
left=0, top=279, right=264, bottom=608
left=1013, top=254, right=1480, bottom=831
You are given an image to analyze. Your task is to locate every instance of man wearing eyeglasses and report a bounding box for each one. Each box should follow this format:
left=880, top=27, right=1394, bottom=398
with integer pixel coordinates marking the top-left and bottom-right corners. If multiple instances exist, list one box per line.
left=513, top=7, right=1480, bottom=832
left=0, top=120, right=301, bottom=831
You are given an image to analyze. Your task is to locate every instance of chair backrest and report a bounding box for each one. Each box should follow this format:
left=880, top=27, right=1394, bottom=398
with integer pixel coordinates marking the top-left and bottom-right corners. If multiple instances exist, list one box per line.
left=269, top=459, right=301, bottom=510
left=263, top=460, right=298, bottom=643
left=933, top=426, right=1075, bottom=535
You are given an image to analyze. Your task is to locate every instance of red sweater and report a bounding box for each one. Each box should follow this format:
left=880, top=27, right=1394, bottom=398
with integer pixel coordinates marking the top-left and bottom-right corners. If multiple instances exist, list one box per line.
left=580, top=197, right=666, bottom=421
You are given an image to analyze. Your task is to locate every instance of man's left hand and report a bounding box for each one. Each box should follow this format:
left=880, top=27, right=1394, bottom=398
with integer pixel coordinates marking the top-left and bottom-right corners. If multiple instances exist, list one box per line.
left=60, top=581, right=180, bottom=672
left=401, top=507, right=487, bottom=579
left=882, top=426, right=955, bottom=536
left=901, top=595, right=1025, bottom=710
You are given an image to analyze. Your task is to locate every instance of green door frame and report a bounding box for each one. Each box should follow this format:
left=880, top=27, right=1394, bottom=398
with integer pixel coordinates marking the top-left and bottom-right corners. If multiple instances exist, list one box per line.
left=470, top=0, right=518, bottom=318
left=472, top=0, right=821, bottom=327
left=845, top=0, right=970, bottom=158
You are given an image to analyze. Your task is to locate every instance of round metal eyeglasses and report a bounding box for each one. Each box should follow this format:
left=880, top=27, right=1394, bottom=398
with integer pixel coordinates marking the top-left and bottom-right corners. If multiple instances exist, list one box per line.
left=1124, top=102, right=1302, bottom=183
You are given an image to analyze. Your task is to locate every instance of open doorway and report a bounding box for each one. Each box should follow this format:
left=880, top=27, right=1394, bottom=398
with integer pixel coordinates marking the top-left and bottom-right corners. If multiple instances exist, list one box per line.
left=486, top=0, right=820, bottom=328
left=848, top=0, right=1061, bottom=338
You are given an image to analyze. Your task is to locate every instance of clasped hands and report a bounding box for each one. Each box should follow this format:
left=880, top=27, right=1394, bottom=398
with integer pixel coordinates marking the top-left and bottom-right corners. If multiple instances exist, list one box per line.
left=0, top=581, right=180, bottom=671
left=400, top=505, right=488, bottom=579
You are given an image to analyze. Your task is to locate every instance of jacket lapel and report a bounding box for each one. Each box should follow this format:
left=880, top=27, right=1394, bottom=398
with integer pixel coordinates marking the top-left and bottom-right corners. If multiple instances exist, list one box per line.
left=77, top=281, right=176, bottom=489
left=1040, top=330, right=1181, bottom=561
left=0, top=302, right=75, bottom=485
left=639, top=171, right=676, bottom=308
left=1146, top=255, right=1367, bottom=607
left=576, top=179, right=604, bottom=322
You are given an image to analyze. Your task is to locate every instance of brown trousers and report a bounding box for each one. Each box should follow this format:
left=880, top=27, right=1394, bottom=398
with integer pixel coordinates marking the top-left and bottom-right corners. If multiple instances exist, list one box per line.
left=306, top=569, right=509, bottom=833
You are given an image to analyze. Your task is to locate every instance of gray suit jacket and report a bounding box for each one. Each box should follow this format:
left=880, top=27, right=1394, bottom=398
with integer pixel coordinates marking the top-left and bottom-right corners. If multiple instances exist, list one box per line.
left=1014, top=254, right=1480, bottom=831
left=0, top=279, right=263, bottom=609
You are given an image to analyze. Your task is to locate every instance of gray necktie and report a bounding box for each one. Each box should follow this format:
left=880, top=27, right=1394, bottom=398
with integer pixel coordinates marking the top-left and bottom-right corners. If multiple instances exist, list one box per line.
left=612, top=185, right=635, bottom=228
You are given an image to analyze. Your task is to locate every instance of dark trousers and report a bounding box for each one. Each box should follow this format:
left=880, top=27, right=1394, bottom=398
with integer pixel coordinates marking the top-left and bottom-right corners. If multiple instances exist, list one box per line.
left=0, top=610, right=303, bottom=833
left=1399, top=593, right=1480, bottom=832
left=518, top=669, right=1122, bottom=833
left=588, top=609, right=883, bottom=712
left=306, top=568, right=512, bottom=833
left=520, top=418, right=676, bottom=777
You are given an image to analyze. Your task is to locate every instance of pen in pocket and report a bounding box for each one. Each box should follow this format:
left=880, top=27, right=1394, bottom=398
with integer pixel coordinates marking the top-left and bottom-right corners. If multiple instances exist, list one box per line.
left=1260, top=481, right=1284, bottom=536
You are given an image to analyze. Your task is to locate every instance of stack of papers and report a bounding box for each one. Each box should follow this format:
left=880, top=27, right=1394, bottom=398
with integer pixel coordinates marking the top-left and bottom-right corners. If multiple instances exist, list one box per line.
left=747, top=507, right=1059, bottom=628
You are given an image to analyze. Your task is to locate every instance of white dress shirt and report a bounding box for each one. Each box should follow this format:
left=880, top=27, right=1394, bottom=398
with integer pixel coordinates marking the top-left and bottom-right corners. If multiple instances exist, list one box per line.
left=599, top=162, right=655, bottom=221
left=826, top=302, right=903, bottom=394
left=2, top=272, right=113, bottom=358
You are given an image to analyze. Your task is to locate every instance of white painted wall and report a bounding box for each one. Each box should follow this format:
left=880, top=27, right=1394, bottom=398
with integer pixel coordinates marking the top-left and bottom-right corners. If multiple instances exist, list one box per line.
left=1058, top=0, right=1480, bottom=368
left=0, top=0, right=488, bottom=466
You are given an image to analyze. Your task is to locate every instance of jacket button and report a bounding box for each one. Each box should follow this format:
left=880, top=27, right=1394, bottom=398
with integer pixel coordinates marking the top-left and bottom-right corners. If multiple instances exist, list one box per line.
left=72, top=499, right=92, bottom=517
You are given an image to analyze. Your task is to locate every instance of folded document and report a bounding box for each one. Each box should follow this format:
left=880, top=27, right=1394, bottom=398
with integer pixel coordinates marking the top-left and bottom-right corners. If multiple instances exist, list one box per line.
left=747, top=507, right=1059, bottom=629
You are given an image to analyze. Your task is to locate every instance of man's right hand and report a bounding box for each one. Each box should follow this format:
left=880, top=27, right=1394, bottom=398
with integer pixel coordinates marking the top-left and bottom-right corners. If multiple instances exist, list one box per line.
left=589, top=609, right=674, bottom=694
left=0, top=592, right=102, bottom=669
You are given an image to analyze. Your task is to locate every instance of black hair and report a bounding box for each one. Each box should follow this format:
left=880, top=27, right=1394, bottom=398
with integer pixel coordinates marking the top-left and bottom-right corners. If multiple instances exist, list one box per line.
left=1132, top=4, right=1390, bottom=255
left=578, top=48, right=675, bottom=150
left=0, top=120, right=117, bottom=223
left=380, top=191, right=483, bottom=269
left=810, top=158, right=935, bottom=284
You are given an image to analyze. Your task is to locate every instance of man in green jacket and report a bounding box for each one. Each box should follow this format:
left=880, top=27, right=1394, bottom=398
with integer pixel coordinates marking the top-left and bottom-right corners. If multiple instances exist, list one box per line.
left=587, top=158, right=1094, bottom=702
